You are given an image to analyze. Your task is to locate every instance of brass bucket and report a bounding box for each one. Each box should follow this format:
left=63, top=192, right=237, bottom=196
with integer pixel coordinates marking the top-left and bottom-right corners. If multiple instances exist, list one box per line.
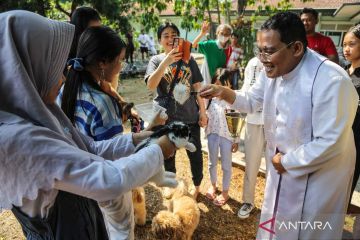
left=225, top=112, right=246, bottom=138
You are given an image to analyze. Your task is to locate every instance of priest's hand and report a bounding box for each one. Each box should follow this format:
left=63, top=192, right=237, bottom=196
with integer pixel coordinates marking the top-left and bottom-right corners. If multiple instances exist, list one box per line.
left=199, top=84, right=236, bottom=104
left=272, top=152, right=286, bottom=174
left=199, top=84, right=223, bottom=99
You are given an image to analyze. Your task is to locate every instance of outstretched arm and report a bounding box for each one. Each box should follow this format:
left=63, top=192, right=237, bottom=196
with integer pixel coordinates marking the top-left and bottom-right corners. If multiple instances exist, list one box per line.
left=192, top=21, right=210, bottom=49
left=199, top=84, right=237, bottom=104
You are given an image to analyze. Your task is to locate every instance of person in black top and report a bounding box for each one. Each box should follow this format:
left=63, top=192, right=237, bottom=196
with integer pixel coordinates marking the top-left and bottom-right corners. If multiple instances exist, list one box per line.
left=343, top=23, right=360, bottom=206
left=68, top=7, right=101, bottom=60
left=145, top=22, right=208, bottom=200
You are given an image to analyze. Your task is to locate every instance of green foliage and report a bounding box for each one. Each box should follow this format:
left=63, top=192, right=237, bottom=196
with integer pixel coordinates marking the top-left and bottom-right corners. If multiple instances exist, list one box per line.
left=129, top=0, right=171, bottom=32
left=234, top=0, right=312, bottom=67
left=46, top=0, right=71, bottom=20
left=1, top=0, right=314, bottom=63
left=248, top=0, right=293, bottom=17
left=174, top=0, right=233, bottom=35
left=50, top=0, right=134, bottom=32
left=232, top=17, right=255, bottom=68
left=174, top=0, right=204, bottom=32
left=1, top=0, right=172, bottom=34
left=0, top=0, right=51, bottom=16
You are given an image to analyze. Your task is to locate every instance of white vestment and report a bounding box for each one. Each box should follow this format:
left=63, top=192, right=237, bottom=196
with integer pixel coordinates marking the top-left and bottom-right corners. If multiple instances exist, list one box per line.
left=200, top=57, right=212, bottom=86
left=231, top=49, right=358, bottom=239
left=0, top=112, right=164, bottom=219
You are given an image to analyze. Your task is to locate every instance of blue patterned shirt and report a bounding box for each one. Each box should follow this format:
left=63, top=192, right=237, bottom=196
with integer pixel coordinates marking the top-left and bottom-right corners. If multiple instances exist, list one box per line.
left=57, top=82, right=123, bottom=141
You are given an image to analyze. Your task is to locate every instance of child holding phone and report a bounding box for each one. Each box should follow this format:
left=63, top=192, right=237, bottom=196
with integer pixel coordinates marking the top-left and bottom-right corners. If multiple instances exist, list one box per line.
left=205, top=68, right=239, bottom=206
left=145, top=22, right=207, bottom=199
left=172, top=37, right=192, bottom=63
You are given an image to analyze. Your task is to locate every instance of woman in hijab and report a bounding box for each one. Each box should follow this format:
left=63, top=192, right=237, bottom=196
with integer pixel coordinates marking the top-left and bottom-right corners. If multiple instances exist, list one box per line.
left=0, top=10, right=177, bottom=239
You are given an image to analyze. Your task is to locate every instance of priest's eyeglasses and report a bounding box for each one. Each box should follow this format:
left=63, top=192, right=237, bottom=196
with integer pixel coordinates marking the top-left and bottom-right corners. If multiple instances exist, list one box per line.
left=254, top=42, right=294, bottom=62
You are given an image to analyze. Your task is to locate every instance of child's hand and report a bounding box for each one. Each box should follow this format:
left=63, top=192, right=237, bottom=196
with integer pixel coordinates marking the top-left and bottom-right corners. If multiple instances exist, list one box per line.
left=198, top=112, right=208, bottom=128
left=231, top=143, right=238, bottom=153
left=163, top=48, right=182, bottom=66
left=131, top=108, right=140, bottom=121
left=146, top=109, right=168, bottom=130
left=201, top=21, right=210, bottom=35
left=229, top=62, right=238, bottom=71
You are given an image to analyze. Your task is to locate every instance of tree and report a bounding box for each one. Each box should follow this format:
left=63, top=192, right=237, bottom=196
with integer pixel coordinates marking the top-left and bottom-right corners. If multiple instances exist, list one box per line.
left=172, top=0, right=312, bottom=71
left=174, top=0, right=233, bottom=39
left=237, top=0, right=247, bottom=16
left=51, top=0, right=173, bottom=33
left=0, top=0, right=173, bottom=34
left=131, top=0, right=172, bottom=32
left=174, top=0, right=207, bottom=35
left=0, top=0, right=51, bottom=16
left=52, top=0, right=135, bottom=32
left=232, top=0, right=312, bottom=67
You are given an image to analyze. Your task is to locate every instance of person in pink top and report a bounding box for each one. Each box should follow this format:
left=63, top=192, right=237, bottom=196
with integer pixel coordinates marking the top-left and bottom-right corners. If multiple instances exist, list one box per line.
left=300, top=8, right=339, bottom=64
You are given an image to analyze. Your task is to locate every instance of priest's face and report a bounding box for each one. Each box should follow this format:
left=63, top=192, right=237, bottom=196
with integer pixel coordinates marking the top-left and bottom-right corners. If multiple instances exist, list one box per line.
left=257, top=30, right=299, bottom=78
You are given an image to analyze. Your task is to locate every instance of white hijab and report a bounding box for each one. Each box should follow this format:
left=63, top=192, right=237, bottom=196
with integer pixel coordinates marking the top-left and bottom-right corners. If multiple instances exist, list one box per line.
left=0, top=10, right=89, bottom=209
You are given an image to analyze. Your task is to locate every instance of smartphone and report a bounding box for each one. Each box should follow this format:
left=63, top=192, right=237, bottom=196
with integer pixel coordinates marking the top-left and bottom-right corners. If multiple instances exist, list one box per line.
left=172, top=37, right=181, bottom=49
left=172, top=37, right=192, bottom=63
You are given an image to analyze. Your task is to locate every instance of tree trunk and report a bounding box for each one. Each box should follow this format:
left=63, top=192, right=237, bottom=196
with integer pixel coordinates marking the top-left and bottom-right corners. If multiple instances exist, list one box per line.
left=206, top=4, right=215, bottom=39
left=55, top=0, right=71, bottom=17
left=237, top=0, right=247, bottom=16
left=70, top=1, right=78, bottom=16
left=226, top=0, right=231, bottom=24
left=36, top=0, right=46, bottom=16
left=215, top=0, right=221, bottom=24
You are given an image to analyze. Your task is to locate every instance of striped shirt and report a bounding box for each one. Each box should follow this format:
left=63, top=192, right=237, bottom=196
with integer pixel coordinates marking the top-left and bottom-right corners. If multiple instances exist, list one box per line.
left=57, top=82, right=123, bottom=141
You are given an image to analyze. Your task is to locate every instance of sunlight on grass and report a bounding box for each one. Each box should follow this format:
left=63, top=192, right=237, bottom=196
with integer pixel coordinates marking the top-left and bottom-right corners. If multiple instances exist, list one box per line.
left=344, top=215, right=355, bottom=231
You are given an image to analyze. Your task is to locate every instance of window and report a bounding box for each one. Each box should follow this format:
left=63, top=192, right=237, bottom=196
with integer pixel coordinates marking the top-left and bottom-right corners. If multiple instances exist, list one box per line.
left=320, top=31, right=344, bottom=47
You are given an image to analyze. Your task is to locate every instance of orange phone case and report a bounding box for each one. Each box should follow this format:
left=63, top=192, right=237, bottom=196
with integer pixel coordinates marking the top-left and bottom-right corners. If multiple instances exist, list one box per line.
left=173, top=38, right=192, bottom=63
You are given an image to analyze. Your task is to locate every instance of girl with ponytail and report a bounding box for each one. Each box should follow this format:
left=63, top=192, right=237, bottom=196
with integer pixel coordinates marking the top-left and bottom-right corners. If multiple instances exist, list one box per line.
left=60, top=26, right=139, bottom=239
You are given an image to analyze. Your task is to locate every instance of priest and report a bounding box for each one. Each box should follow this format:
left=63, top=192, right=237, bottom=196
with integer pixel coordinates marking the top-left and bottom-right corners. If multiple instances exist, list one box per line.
left=200, top=11, right=358, bottom=240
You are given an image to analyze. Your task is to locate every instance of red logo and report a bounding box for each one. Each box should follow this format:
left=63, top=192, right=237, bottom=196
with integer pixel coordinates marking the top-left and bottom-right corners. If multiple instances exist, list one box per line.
left=259, top=217, right=276, bottom=235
